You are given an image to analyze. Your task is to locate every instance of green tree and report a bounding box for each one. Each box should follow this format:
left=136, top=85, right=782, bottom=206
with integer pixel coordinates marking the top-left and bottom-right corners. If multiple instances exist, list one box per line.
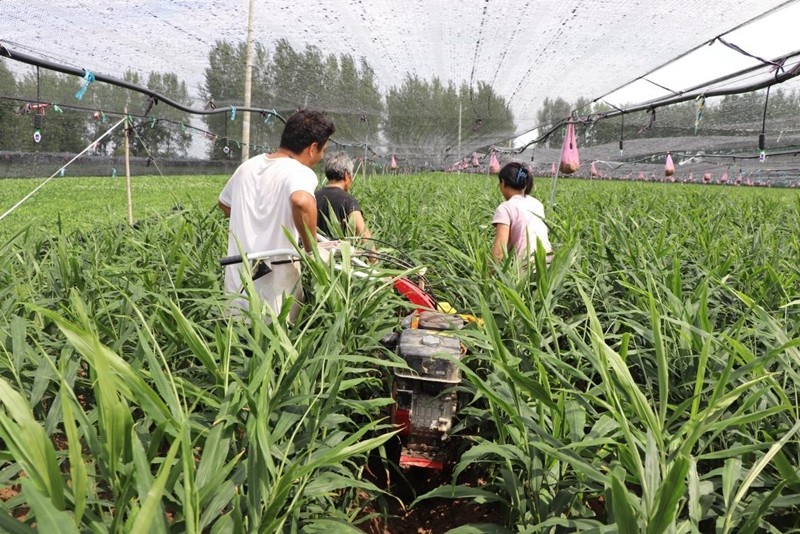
left=535, top=97, right=572, bottom=149
left=584, top=100, right=620, bottom=147
left=310, top=52, right=384, bottom=151
left=204, top=39, right=273, bottom=160
left=15, top=70, right=88, bottom=153
left=350, top=57, right=385, bottom=166
left=85, top=70, right=144, bottom=155
left=384, top=75, right=514, bottom=168
left=84, top=69, right=192, bottom=158
left=0, top=61, right=23, bottom=151
left=206, top=38, right=383, bottom=162
left=129, top=72, right=192, bottom=158
left=460, top=81, right=516, bottom=152
left=270, top=38, right=303, bottom=115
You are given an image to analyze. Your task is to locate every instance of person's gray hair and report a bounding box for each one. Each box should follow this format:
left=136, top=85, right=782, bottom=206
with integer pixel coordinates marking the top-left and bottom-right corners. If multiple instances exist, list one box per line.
left=324, top=152, right=354, bottom=181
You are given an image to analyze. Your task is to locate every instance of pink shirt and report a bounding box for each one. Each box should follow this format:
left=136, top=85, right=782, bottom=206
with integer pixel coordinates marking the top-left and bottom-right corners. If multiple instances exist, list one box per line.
left=492, top=194, right=552, bottom=257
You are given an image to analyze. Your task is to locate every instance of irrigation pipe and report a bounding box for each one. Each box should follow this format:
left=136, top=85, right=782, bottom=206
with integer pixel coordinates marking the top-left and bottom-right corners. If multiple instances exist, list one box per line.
left=0, top=117, right=127, bottom=224
left=0, top=43, right=286, bottom=123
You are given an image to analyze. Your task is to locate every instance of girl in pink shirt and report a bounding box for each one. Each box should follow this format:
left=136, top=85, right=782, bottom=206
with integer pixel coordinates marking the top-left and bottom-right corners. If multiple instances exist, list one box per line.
left=491, top=162, right=552, bottom=262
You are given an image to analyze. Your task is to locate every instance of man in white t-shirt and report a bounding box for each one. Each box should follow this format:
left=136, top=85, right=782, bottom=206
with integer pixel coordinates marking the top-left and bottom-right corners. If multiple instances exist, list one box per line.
left=218, top=109, right=335, bottom=319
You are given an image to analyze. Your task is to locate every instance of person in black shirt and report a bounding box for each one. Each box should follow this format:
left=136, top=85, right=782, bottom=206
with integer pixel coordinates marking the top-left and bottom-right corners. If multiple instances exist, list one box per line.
left=316, top=152, right=373, bottom=243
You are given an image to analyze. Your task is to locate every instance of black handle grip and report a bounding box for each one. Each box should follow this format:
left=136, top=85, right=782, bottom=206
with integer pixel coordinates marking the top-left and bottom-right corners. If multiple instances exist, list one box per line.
left=219, top=255, right=243, bottom=266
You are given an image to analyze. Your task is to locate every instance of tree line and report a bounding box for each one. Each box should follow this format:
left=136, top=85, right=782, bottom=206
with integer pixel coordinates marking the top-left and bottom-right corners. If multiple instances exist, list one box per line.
left=0, top=61, right=192, bottom=158
left=2, top=39, right=799, bottom=165
left=0, top=39, right=516, bottom=165
left=202, top=38, right=515, bottom=165
left=535, top=89, right=800, bottom=151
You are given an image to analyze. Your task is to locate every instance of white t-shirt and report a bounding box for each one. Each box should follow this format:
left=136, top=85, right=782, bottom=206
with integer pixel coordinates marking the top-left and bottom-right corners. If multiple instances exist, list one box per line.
left=492, top=194, right=552, bottom=257
left=219, top=154, right=318, bottom=315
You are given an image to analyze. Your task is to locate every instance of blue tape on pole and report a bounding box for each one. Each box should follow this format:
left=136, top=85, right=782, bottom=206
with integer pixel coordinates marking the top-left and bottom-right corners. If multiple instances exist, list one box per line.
left=75, top=70, right=96, bottom=100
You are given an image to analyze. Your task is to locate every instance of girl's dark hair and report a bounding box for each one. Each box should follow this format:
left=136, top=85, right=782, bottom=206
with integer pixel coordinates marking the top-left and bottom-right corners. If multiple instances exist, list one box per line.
left=498, top=162, right=533, bottom=195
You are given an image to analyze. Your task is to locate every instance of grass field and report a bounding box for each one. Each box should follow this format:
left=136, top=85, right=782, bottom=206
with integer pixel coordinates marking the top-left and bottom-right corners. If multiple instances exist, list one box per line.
left=0, top=174, right=228, bottom=241
left=1, top=172, right=799, bottom=532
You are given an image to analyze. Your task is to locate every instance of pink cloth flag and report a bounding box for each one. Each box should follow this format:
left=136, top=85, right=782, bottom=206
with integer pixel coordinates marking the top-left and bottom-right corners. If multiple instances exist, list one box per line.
left=471, top=152, right=480, bottom=167
left=390, top=155, right=398, bottom=170
left=702, top=172, right=711, bottom=183
left=665, top=153, right=675, bottom=176
left=590, top=161, right=598, bottom=177
left=559, top=122, right=580, bottom=174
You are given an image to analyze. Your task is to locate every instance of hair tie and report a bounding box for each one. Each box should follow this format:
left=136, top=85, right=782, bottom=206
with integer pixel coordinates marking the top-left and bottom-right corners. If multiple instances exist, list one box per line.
left=514, top=165, right=528, bottom=188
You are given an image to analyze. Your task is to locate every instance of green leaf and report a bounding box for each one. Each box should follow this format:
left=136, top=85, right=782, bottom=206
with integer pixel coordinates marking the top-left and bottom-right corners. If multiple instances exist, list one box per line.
left=0, top=510, right=37, bottom=534
left=411, top=485, right=509, bottom=508
left=301, top=518, right=365, bottom=533
left=21, top=479, right=79, bottom=534
left=129, top=420, right=183, bottom=534
left=610, top=472, right=639, bottom=534
left=722, top=458, right=742, bottom=510
left=722, top=420, right=800, bottom=534
left=445, top=525, right=514, bottom=534
left=60, top=377, right=88, bottom=526
left=646, top=454, right=690, bottom=534
left=167, top=300, right=223, bottom=384
left=772, top=449, right=800, bottom=492
left=647, top=277, right=668, bottom=427
left=0, top=378, right=64, bottom=510
left=687, top=458, right=702, bottom=530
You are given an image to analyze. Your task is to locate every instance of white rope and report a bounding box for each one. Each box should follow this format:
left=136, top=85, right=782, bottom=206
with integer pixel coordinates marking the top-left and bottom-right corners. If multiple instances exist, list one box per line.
left=0, top=117, right=127, bottom=223
left=130, top=125, right=166, bottom=178
left=549, top=163, right=560, bottom=211
left=128, top=124, right=191, bottom=211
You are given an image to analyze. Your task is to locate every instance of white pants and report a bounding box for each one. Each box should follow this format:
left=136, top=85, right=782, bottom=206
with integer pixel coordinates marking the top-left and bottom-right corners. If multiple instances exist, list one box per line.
left=227, top=261, right=303, bottom=323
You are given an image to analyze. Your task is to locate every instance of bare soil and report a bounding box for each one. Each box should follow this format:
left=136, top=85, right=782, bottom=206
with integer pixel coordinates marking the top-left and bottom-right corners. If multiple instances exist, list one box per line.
left=357, top=465, right=504, bottom=533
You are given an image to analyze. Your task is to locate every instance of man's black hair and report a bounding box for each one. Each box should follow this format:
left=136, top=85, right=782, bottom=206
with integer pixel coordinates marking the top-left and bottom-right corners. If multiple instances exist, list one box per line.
left=280, top=109, right=336, bottom=154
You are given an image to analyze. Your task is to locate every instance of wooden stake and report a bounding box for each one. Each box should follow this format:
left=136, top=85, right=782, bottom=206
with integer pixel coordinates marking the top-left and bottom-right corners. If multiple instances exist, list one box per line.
left=124, top=109, right=133, bottom=226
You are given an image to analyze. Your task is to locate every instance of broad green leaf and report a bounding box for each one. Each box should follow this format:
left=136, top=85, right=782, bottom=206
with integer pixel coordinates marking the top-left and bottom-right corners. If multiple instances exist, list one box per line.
left=610, top=472, right=639, bottom=534
left=411, top=485, right=509, bottom=508
left=0, top=378, right=64, bottom=510
left=21, top=479, right=78, bottom=534
left=445, top=525, right=514, bottom=534
left=647, top=454, right=690, bottom=534
left=129, top=421, right=183, bottom=534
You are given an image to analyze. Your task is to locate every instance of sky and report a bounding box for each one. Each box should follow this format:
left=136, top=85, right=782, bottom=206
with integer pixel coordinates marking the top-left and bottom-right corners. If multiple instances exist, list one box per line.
left=2, top=0, right=799, bottom=152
